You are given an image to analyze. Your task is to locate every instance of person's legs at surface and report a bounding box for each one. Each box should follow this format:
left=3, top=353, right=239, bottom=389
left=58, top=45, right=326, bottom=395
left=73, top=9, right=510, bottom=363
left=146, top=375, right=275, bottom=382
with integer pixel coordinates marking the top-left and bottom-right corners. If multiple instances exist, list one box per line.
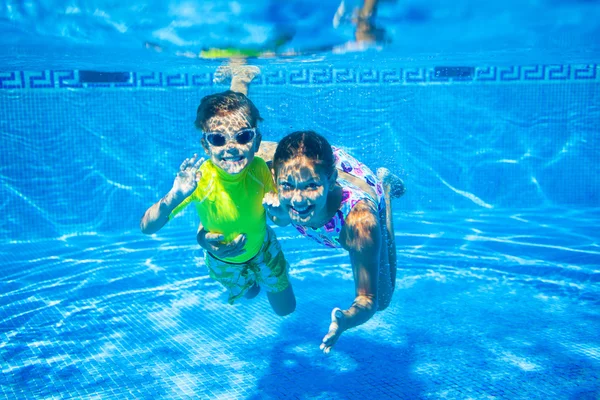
left=358, top=0, right=378, bottom=22
left=334, top=0, right=383, bottom=42
left=214, top=59, right=261, bottom=96
left=230, top=64, right=260, bottom=95
left=333, top=0, right=363, bottom=28
left=356, top=0, right=389, bottom=45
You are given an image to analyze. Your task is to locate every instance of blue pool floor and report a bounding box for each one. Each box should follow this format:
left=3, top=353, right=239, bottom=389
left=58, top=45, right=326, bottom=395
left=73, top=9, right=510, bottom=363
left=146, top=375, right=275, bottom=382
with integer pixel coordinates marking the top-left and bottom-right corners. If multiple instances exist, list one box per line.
left=1, top=208, right=599, bottom=399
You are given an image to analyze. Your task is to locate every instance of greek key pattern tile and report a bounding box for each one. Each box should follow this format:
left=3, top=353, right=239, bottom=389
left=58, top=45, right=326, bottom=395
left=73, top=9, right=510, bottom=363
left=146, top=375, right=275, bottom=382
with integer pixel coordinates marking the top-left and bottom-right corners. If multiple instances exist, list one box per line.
left=1, top=65, right=598, bottom=89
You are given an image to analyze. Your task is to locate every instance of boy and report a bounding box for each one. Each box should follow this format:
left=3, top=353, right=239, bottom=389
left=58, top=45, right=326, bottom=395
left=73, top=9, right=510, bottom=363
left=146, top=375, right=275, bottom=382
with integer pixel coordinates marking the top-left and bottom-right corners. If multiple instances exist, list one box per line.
left=140, top=88, right=296, bottom=316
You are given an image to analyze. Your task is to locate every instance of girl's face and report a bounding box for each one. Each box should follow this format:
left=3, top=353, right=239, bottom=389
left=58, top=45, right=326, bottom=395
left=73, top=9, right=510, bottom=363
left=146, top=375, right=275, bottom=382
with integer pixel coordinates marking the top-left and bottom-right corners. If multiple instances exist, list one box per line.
left=276, top=155, right=334, bottom=226
left=202, top=112, right=258, bottom=175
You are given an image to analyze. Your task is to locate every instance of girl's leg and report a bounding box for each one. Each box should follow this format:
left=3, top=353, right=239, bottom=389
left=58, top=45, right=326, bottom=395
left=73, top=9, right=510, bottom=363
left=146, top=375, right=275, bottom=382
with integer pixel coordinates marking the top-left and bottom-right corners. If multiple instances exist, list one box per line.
left=378, top=168, right=398, bottom=291
left=375, top=206, right=394, bottom=311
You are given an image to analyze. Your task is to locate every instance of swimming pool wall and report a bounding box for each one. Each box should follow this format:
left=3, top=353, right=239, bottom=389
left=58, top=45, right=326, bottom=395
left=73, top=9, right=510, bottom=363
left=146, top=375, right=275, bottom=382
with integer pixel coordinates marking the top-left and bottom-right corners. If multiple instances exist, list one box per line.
left=1, top=63, right=599, bottom=241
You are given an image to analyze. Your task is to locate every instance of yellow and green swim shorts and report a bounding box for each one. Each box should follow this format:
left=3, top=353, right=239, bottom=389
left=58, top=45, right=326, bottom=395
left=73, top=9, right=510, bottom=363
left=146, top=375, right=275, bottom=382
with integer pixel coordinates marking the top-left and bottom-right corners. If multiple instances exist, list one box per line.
left=204, top=226, right=290, bottom=304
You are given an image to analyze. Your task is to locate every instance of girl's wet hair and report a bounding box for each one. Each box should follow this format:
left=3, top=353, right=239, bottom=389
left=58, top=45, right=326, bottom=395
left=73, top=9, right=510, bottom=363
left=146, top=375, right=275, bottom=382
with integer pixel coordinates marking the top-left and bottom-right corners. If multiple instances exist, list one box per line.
left=273, top=131, right=336, bottom=178
left=195, top=90, right=263, bottom=131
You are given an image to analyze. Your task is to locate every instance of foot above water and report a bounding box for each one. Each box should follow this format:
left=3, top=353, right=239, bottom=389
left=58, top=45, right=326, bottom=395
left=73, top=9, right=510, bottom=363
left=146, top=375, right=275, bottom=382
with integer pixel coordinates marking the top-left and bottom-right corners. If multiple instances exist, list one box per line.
left=213, top=64, right=261, bottom=84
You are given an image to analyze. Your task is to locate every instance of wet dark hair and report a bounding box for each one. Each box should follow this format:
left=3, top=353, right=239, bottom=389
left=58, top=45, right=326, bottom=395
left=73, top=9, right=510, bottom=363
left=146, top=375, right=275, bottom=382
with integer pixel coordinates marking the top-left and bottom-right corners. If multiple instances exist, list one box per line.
left=272, top=131, right=336, bottom=178
left=194, top=90, right=263, bottom=131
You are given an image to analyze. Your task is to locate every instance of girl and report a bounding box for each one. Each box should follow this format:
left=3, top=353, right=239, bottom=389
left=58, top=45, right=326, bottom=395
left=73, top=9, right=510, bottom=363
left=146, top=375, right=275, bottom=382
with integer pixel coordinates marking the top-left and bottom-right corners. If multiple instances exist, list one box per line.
left=263, top=130, right=401, bottom=353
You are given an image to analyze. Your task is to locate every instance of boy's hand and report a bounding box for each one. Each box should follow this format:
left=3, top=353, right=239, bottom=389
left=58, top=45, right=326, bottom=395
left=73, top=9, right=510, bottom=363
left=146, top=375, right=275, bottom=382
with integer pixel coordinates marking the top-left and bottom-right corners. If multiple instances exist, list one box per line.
left=197, top=224, right=246, bottom=259
left=171, top=154, right=204, bottom=202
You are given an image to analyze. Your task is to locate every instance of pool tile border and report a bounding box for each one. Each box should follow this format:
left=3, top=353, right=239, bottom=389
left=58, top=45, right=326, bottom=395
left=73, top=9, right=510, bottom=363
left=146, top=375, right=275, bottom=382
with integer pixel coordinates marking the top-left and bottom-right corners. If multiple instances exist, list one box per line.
left=0, top=64, right=597, bottom=89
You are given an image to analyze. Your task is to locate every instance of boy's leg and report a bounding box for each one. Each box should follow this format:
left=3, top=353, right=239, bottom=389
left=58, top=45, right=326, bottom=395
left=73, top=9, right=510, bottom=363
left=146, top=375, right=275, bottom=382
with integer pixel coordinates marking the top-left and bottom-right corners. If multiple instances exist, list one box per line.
left=359, top=0, right=378, bottom=22
left=244, top=283, right=261, bottom=299
left=259, top=227, right=296, bottom=316
left=205, top=252, right=259, bottom=304
left=267, top=283, right=296, bottom=317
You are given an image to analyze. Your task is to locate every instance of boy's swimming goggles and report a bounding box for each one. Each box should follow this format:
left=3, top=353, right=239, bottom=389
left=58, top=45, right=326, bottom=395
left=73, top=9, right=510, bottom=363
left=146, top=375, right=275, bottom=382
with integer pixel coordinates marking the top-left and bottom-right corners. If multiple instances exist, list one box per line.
left=204, top=128, right=256, bottom=147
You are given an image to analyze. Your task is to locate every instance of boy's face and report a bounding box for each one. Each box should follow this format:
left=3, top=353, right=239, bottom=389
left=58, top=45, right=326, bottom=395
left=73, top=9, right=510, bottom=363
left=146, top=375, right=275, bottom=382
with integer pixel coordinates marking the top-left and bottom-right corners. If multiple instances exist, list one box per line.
left=201, top=111, right=260, bottom=175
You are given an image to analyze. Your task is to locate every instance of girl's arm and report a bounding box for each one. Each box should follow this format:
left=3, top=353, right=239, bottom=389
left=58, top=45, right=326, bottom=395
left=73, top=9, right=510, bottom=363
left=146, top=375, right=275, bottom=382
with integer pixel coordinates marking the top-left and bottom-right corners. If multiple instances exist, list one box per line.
left=262, top=192, right=292, bottom=226
left=320, top=200, right=381, bottom=353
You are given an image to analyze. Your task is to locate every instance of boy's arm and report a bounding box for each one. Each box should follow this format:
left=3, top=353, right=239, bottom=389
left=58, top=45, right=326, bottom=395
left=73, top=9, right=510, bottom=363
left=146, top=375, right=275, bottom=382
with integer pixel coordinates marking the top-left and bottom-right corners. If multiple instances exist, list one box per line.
left=140, top=191, right=188, bottom=234
left=140, top=155, right=204, bottom=235
left=197, top=223, right=247, bottom=259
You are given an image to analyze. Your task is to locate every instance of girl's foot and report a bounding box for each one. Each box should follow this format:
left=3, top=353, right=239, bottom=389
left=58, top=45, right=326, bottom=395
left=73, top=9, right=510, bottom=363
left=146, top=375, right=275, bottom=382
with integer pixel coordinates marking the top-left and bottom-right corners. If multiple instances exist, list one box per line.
left=377, top=167, right=406, bottom=199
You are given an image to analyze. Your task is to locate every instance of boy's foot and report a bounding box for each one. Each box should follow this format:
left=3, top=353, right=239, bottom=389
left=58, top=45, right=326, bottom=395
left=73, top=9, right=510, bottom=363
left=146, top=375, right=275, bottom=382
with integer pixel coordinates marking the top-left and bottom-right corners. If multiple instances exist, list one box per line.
left=377, top=167, right=406, bottom=199
left=244, top=283, right=261, bottom=300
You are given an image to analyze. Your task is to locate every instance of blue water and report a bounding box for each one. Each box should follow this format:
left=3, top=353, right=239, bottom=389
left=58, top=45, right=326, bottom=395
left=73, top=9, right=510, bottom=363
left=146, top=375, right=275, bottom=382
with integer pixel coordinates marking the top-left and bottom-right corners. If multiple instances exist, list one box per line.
left=2, top=1, right=600, bottom=399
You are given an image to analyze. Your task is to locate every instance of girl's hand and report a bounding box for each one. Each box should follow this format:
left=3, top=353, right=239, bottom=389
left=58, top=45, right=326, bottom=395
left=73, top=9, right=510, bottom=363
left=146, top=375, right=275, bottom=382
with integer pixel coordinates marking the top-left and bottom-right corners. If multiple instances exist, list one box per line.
left=320, top=308, right=347, bottom=354
left=262, top=192, right=289, bottom=222
left=262, top=191, right=280, bottom=208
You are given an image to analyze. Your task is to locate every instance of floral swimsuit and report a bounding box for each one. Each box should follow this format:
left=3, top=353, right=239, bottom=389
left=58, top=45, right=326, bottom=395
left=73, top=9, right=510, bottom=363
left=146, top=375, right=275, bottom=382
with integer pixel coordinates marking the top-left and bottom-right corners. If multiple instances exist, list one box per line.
left=292, top=147, right=385, bottom=248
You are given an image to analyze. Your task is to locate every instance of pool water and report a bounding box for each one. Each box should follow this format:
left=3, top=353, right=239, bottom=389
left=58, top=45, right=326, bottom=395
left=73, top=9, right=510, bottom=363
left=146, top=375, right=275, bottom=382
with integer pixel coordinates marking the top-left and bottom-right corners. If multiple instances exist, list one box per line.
left=1, top=0, right=600, bottom=399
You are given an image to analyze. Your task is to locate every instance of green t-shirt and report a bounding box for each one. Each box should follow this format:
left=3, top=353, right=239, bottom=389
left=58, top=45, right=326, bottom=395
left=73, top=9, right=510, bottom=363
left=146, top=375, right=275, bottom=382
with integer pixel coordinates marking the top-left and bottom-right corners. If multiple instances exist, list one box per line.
left=170, top=157, right=276, bottom=263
